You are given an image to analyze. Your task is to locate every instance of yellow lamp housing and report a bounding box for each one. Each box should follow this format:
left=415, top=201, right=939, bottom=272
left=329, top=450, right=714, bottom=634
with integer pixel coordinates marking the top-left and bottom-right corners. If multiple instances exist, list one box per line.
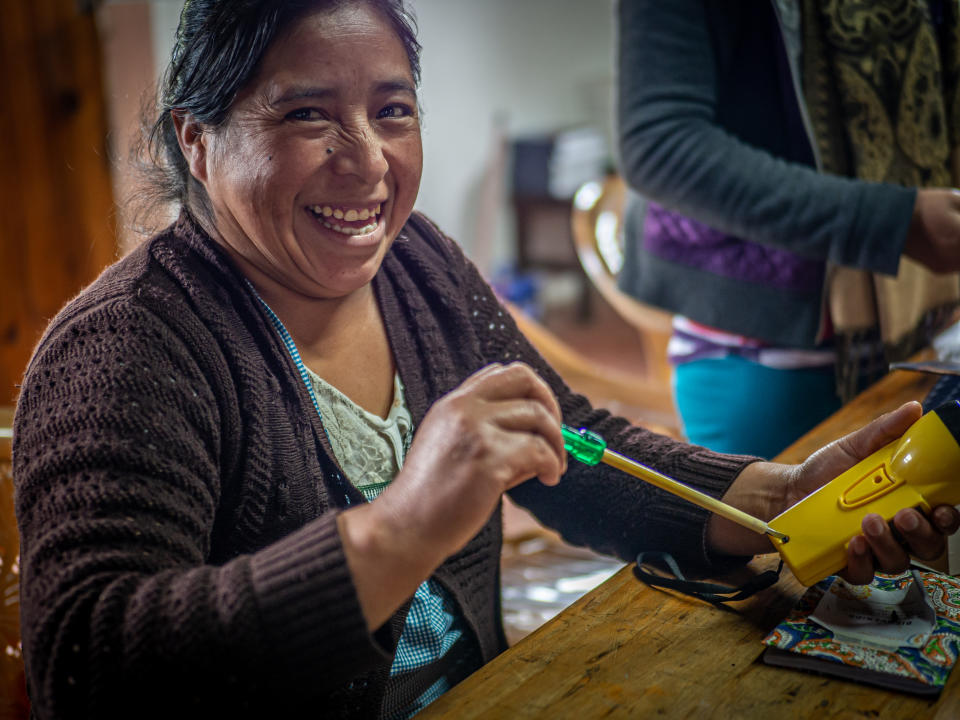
left=767, top=401, right=960, bottom=586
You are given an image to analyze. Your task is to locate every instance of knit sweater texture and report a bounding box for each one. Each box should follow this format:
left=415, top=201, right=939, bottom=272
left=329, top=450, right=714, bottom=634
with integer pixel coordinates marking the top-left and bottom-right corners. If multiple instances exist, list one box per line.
left=13, top=211, right=754, bottom=718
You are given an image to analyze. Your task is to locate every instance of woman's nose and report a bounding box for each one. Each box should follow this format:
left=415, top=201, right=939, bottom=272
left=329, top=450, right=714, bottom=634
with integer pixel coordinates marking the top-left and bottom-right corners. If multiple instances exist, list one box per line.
left=328, top=127, right=389, bottom=184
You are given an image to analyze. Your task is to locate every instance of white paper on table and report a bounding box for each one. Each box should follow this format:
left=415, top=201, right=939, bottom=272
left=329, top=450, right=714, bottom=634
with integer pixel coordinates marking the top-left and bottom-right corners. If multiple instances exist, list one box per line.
left=809, top=571, right=936, bottom=649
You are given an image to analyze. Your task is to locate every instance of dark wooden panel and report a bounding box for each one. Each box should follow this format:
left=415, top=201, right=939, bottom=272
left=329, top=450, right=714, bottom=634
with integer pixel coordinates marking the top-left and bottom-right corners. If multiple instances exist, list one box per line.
left=0, top=0, right=117, bottom=406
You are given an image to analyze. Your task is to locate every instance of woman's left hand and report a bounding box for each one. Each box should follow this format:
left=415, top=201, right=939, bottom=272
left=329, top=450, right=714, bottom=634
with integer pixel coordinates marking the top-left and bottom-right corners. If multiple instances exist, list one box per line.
left=707, top=402, right=960, bottom=584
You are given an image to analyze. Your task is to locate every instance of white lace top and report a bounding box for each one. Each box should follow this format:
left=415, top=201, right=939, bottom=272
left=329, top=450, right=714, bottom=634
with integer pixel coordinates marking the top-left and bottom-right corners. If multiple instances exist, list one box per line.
left=304, top=368, right=412, bottom=501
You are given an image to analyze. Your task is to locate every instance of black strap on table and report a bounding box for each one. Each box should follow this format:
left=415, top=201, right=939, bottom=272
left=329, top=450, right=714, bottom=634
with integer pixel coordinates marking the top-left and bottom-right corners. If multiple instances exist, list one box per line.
left=633, top=551, right=783, bottom=606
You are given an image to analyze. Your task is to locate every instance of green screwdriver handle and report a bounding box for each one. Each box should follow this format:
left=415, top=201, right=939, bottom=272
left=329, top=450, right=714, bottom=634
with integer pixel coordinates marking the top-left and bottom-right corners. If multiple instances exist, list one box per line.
left=559, top=424, right=788, bottom=543
left=561, top=424, right=607, bottom=466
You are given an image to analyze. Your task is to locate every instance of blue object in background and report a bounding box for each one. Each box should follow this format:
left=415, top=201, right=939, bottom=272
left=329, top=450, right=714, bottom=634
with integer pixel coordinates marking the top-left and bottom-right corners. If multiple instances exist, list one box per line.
left=491, top=265, right=542, bottom=320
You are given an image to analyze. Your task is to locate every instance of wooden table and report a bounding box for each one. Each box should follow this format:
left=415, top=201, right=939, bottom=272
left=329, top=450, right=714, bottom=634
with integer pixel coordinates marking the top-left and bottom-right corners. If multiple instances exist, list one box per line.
left=420, top=363, right=960, bottom=718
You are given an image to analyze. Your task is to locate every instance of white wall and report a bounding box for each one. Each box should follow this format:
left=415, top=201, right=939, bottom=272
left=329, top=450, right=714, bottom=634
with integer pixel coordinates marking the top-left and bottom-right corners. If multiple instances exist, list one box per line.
left=146, top=0, right=617, bottom=274
left=150, top=0, right=184, bottom=77
left=410, top=0, right=616, bottom=273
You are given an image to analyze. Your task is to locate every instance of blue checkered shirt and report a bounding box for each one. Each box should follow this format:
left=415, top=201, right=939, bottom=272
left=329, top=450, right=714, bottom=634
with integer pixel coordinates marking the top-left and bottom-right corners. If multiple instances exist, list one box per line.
left=250, top=284, right=466, bottom=718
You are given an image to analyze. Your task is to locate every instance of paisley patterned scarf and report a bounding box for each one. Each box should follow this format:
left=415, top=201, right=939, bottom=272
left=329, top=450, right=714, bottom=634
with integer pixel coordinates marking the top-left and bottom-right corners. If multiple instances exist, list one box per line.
left=802, top=0, right=960, bottom=399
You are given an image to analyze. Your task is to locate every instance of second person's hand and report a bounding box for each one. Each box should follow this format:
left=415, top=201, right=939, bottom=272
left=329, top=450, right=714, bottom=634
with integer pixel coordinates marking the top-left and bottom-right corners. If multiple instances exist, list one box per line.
left=904, top=187, right=960, bottom=271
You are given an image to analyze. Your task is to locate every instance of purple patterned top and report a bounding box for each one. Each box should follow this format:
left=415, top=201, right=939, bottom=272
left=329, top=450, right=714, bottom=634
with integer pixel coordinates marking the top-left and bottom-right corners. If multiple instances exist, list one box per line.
left=643, top=201, right=823, bottom=294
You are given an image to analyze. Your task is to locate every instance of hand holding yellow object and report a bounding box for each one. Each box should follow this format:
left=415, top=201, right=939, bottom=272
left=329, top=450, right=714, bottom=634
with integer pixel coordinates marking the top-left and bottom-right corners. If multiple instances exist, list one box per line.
left=564, top=401, right=960, bottom=587
left=768, top=401, right=960, bottom=585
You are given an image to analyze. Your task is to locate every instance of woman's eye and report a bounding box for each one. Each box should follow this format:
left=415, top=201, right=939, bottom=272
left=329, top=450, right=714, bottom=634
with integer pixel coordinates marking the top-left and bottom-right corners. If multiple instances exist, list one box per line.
left=286, top=107, right=325, bottom=121
left=377, top=104, right=415, bottom=120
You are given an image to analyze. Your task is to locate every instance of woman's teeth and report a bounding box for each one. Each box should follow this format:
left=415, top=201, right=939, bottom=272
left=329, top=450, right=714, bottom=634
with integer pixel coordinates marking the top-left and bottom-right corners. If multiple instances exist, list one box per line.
left=309, top=204, right=381, bottom=236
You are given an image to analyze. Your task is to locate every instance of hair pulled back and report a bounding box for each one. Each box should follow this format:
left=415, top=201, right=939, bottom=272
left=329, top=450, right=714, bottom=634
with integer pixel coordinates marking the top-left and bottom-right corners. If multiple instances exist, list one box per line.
left=139, top=0, right=420, bottom=225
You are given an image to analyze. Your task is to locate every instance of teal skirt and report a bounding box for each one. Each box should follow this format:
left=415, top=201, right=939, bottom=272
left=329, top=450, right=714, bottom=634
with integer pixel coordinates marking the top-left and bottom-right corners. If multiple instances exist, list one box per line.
left=673, top=356, right=841, bottom=459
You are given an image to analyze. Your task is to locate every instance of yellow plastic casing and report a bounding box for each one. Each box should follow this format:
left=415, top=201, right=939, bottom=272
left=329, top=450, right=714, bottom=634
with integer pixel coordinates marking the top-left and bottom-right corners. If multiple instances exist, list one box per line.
left=767, top=409, right=960, bottom=586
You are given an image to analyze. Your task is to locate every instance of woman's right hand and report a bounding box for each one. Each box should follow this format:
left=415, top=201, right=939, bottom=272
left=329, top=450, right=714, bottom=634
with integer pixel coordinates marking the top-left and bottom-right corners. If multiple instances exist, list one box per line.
left=390, top=361, right=567, bottom=550
left=904, top=188, right=960, bottom=271
left=337, top=362, right=566, bottom=629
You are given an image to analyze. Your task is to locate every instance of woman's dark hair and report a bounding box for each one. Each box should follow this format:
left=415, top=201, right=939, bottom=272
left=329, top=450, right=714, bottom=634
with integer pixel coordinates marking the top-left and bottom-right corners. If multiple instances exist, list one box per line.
left=136, top=0, right=420, bottom=228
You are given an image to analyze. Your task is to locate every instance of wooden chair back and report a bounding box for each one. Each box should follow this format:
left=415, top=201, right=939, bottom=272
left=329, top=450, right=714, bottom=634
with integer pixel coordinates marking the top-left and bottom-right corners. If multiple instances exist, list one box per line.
left=504, top=302, right=681, bottom=437
left=569, top=175, right=677, bottom=426
left=0, top=406, right=28, bottom=719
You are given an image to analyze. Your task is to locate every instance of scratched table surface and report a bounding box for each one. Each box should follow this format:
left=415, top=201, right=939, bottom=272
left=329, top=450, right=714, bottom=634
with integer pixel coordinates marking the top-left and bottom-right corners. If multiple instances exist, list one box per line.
left=419, top=358, right=960, bottom=718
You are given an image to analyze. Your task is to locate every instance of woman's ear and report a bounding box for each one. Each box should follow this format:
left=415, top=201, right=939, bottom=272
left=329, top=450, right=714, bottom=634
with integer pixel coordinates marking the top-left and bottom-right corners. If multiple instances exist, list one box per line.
left=171, top=109, right=209, bottom=185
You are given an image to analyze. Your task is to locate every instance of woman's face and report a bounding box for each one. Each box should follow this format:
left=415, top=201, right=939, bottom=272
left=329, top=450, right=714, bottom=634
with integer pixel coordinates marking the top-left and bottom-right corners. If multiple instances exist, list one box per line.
left=195, top=3, right=422, bottom=300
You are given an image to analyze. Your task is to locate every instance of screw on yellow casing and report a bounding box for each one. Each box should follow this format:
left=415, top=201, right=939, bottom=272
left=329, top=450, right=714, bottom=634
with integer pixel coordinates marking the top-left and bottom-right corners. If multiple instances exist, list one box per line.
left=767, top=401, right=960, bottom=586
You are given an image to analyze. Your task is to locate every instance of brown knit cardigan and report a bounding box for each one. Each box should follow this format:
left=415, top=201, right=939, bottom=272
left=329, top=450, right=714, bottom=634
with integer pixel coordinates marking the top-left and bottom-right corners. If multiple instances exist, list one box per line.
left=13, top=211, right=755, bottom=718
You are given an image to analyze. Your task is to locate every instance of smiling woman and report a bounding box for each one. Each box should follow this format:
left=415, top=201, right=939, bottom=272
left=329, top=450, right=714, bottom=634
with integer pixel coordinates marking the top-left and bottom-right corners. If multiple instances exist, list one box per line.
left=167, top=2, right=424, bottom=419
left=175, top=5, right=423, bottom=306
left=11, top=1, right=960, bottom=719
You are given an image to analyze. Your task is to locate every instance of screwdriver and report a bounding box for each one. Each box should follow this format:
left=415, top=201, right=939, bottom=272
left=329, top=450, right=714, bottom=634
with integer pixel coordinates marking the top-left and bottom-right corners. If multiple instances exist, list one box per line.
left=561, top=425, right=789, bottom=543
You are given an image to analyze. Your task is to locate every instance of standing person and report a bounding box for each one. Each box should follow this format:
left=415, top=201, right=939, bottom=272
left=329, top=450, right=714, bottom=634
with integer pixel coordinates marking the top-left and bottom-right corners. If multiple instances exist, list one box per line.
left=13, top=1, right=959, bottom=718
left=618, top=0, right=960, bottom=458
